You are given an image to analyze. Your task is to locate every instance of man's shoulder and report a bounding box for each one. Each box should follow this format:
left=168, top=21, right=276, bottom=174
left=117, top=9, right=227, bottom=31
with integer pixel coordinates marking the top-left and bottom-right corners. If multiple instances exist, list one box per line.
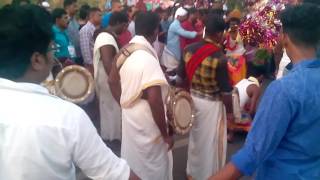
left=47, top=95, right=84, bottom=113
left=185, top=41, right=205, bottom=52
left=129, top=48, right=156, bottom=61
left=169, top=20, right=178, bottom=28
left=97, top=31, right=113, bottom=39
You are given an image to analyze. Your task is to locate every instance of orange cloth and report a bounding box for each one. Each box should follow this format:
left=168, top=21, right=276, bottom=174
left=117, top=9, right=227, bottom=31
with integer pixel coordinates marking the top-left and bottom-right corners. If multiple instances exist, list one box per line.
left=228, top=9, right=241, bottom=19
left=227, top=55, right=247, bottom=86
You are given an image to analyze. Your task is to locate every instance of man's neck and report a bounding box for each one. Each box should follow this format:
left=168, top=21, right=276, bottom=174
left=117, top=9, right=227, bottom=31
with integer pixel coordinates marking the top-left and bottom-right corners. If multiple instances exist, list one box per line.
left=106, top=27, right=118, bottom=36
left=66, top=9, right=74, bottom=18
left=88, top=20, right=99, bottom=28
left=56, top=24, right=66, bottom=31
left=288, top=46, right=316, bottom=64
left=205, top=36, right=222, bottom=48
left=144, top=36, right=154, bottom=45
left=16, top=74, right=42, bottom=84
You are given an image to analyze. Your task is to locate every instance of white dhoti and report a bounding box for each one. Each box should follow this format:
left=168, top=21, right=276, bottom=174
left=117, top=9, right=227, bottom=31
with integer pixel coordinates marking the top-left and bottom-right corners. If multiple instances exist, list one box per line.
left=161, top=47, right=179, bottom=72
left=187, top=95, right=227, bottom=180
left=119, top=35, right=172, bottom=180
left=121, top=100, right=173, bottom=180
left=93, top=32, right=121, bottom=141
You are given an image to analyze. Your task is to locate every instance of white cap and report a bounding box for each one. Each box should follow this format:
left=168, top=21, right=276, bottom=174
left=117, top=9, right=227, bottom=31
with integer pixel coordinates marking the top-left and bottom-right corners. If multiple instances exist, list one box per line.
left=175, top=7, right=187, bottom=19
left=41, top=1, right=50, bottom=8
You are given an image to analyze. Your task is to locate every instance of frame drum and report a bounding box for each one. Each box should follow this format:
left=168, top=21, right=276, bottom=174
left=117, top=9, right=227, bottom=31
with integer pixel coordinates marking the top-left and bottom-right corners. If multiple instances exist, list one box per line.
left=166, top=88, right=195, bottom=135
left=55, top=65, right=94, bottom=104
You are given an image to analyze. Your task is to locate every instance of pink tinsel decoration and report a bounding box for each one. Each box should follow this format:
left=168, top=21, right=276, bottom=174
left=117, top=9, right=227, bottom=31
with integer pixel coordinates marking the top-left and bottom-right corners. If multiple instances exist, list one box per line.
left=240, top=0, right=290, bottom=48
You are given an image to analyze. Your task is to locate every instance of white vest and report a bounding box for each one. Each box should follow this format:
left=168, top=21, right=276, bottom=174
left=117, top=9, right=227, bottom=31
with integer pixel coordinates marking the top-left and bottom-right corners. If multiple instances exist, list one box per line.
left=235, top=77, right=259, bottom=109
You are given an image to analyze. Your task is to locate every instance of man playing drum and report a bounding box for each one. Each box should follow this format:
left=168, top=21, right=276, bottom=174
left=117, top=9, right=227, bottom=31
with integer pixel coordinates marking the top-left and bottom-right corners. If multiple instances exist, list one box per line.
left=180, top=14, right=233, bottom=180
left=109, top=12, right=173, bottom=180
left=93, top=12, right=129, bottom=141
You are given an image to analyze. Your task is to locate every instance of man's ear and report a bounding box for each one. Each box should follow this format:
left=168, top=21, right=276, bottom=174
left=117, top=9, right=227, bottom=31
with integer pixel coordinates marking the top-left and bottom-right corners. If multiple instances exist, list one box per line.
left=30, top=52, right=46, bottom=71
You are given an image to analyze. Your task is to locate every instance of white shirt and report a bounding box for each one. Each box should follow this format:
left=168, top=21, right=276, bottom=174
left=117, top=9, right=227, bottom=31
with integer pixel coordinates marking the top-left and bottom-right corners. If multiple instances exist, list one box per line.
left=276, top=50, right=291, bottom=79
left=0, top=78, right=130, bottom=180
left=128, top=21, right=135, bottom=37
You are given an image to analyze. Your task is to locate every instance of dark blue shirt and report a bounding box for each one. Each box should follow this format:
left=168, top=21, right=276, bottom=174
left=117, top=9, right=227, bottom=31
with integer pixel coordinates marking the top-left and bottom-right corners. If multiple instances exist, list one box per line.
left=232, top=59, right=320, bottom=179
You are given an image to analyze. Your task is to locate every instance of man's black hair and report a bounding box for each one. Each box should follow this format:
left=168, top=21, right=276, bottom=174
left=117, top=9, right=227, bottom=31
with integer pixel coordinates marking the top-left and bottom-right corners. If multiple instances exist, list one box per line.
left=303, top=0, right=320, bottom=6
left=109, top=11, right=129, bottom=26
left=51, top=8, right=67, bottom=22
left=63, top=0, right=77, bottom=8
left=154, top=7, right=163, bottom=14
left=122, top=5, right=133, bottom=14
left=247, top=61, right=267, bottom=78
left=229, top=17, right=240, bottom=24
left=209, top=9, right=224, bottom=17
left=199, top=8, right=209, bottom=16
left=205, top=14, right=226, bottom=36
left=79, top=4, right=90, bottom=20
left=135, top=12, right=160, bottom=37
left=11, top=0, right=30, bottom=6
left=111, top=0, right=121, bottom=7
left=280, top=4, right=320, bottom=47
left=0, top=5, right=53, bottom=80
left=132, top=10, right=141, bottom=20
left=187, top=7, right=197, bottom=15
left=89, top=7, right=101, bottom=14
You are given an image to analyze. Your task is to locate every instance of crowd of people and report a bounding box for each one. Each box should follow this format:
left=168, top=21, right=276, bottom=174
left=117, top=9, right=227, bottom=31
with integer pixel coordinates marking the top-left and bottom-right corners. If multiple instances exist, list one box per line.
left=1, top=0, right=320, bottom=179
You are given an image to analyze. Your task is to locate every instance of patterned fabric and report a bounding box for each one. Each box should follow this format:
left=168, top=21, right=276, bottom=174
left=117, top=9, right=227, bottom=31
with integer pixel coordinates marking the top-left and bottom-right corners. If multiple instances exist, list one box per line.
left=80, top=21, right=96, bottom=65
left=184, top=39, right=232, bottom=98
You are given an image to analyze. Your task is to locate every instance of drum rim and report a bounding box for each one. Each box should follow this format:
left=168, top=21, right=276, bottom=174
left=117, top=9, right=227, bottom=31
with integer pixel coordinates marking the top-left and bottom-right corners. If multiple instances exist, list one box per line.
left=169, top=90, right=195, bottom=135
left=55, top=65, right=94, bottom=103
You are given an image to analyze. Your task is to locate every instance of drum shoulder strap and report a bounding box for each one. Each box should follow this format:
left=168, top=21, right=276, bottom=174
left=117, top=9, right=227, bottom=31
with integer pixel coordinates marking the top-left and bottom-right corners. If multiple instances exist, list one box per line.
left=116, top=43, right=156, bottom=70
left=185, top=43, right=219, bottom=81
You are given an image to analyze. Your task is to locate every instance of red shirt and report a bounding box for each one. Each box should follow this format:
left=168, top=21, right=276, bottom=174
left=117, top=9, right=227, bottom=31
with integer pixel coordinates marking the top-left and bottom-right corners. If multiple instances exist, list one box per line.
left=180, top=20, right=201, bottom=50
left=118, top=30, right=132, bottom=48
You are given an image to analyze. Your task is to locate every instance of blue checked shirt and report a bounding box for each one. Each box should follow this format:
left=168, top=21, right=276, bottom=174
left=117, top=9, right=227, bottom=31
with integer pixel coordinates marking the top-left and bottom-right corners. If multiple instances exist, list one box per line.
left=79, top=21, right=95, bottom=65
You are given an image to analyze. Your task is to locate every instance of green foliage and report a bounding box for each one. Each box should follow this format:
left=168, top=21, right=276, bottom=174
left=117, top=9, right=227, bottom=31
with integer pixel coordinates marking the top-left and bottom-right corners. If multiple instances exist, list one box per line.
left=227, top=0, right=245, bottom=11
left=253, top=48, right=271, bottom=66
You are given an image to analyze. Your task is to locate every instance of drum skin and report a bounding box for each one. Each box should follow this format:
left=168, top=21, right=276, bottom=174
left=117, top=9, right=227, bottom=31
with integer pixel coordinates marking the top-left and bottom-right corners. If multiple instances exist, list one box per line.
left=166, top=88, right=195, bottom=135
left=54, top=65, right=94, bottom=104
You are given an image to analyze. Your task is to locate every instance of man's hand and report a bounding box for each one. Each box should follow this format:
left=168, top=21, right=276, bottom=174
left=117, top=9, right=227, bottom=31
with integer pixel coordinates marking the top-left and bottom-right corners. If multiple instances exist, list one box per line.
left=129, top=170, right=140, bottom=180
left=197, top=30, right=203, bottom=36
left=207, top=162, right=242, bottom=180
left=163, top=135, right=174, bottom=151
